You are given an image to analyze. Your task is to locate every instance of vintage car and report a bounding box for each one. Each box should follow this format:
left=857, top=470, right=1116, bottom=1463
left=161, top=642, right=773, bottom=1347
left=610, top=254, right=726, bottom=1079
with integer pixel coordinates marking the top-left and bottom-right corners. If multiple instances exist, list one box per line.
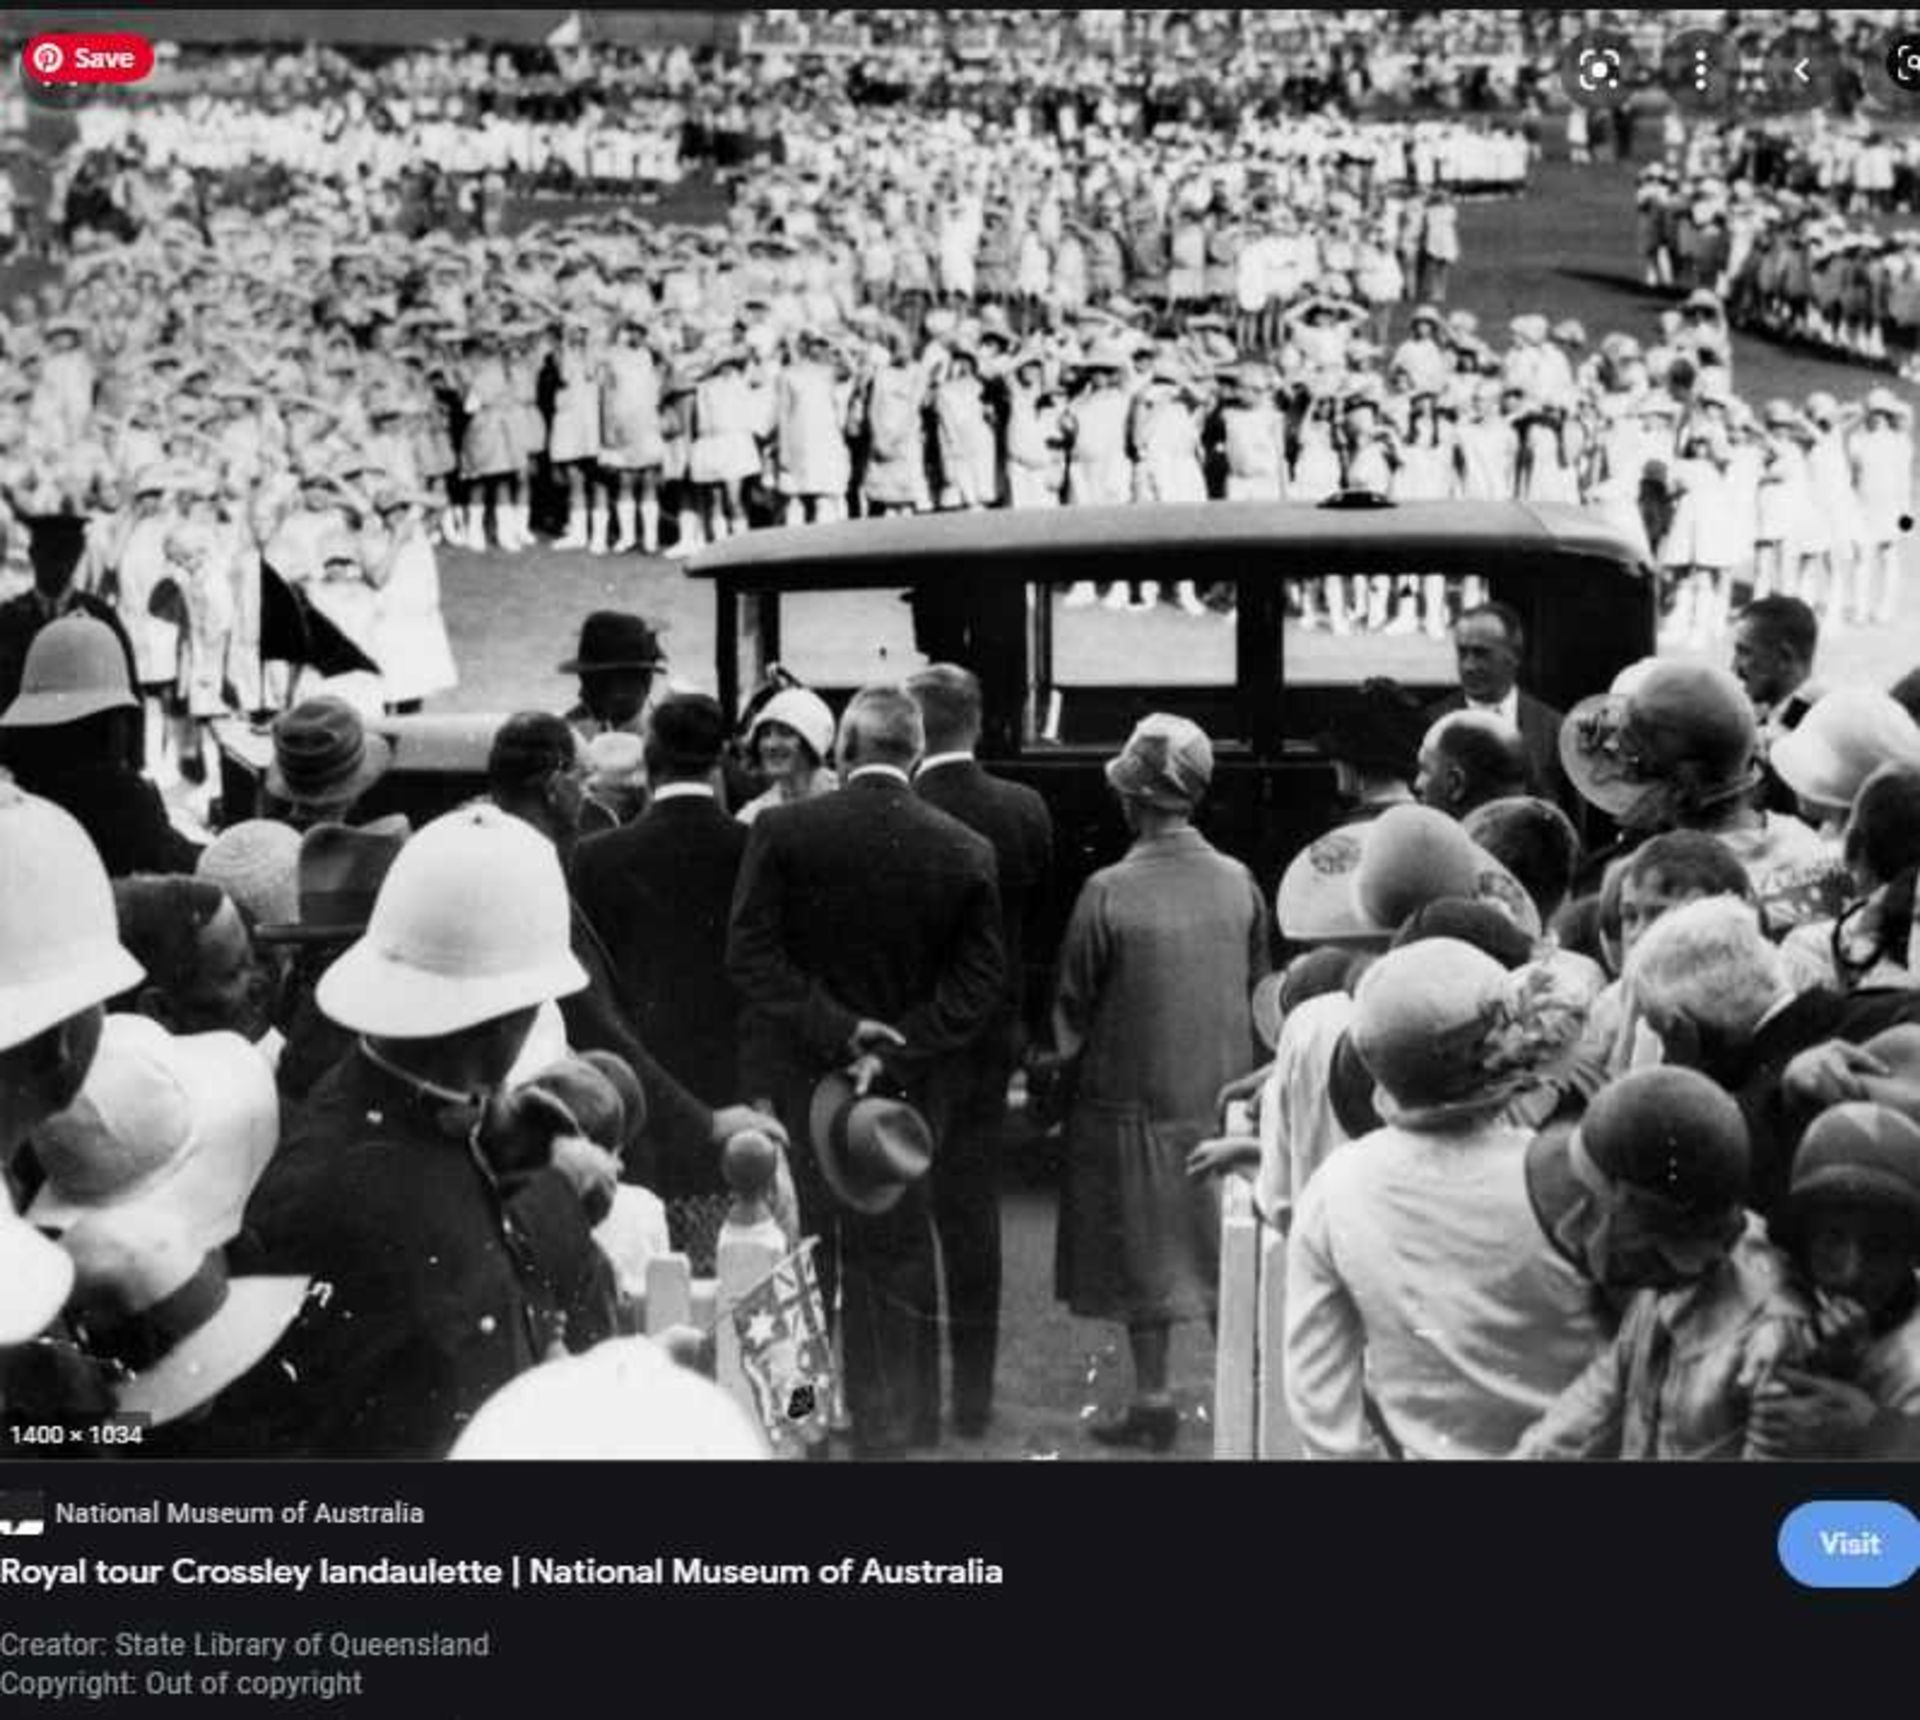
left=218, top=497, right=1657, bottom=1017
left=687, top=495, right=1659, bottom=1007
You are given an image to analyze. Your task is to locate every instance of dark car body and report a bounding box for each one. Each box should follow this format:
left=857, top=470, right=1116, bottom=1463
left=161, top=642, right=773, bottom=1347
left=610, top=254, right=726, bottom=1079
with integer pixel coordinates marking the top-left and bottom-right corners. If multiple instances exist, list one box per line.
left=688, top=497, right=1658, bottom=1014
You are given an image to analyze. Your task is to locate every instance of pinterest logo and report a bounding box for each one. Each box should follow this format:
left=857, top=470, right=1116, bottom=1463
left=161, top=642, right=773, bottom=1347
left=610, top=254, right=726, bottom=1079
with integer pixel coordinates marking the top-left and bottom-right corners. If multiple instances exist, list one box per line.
left=28, top=40, right=64, bottom=77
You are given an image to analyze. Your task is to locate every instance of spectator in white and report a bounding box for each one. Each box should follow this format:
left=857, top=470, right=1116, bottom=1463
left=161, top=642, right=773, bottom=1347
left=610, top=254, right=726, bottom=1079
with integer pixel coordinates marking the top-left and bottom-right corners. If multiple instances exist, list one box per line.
left=365, top=485, right=458, bottom=718
left=1769, top=690, right=1920, bottom=843
left=774, top=331, right=852, bottom=527
left=1283, top=937, right=1606, bottom=1459
left=597, top=317, right=667, bottom=556
left=1849, top=389, right=1914, bottom=629
left=548, top=317, right=604, bottom=553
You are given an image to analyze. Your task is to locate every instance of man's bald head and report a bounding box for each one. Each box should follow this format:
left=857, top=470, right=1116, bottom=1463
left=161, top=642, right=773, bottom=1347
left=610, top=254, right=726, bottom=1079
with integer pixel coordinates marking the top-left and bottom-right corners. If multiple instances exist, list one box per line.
left=1417, top=710, right=1529, bottom=819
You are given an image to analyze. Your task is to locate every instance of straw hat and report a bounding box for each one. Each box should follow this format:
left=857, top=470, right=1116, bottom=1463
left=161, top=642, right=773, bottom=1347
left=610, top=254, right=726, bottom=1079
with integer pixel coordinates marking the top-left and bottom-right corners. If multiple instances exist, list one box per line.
left=1348, top=940, right=1551, bottom=1129
left=195, top=820, right=302, bottom=931
left=1770, top=690, right=1920, bottom=814
left=1276, top=804, right=1540, bottom=945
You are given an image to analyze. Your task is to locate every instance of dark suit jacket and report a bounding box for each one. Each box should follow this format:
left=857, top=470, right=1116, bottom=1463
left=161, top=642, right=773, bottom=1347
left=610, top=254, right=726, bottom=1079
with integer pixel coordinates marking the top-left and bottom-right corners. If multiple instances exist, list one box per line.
left=225, top=1049, right=615, bottom=1458
left=1425, top=686, right=1573, bottom=819
left=1727, top=986, right=1920, bottom=1223
left=913, top=757, right=1053, bottom=1032
left=560, top=889, right=715, bottom=1194
left=7, top=761, right=200, bottom=878
left=574, top=787, right=749, bottom=1138
left=727, top=771, right=1007, bottom=1103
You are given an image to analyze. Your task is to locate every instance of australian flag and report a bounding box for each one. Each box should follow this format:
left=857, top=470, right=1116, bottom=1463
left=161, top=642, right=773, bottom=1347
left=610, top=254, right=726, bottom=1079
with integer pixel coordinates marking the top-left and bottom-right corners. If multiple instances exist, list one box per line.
left=730, top=1239, right=835, bottom=1456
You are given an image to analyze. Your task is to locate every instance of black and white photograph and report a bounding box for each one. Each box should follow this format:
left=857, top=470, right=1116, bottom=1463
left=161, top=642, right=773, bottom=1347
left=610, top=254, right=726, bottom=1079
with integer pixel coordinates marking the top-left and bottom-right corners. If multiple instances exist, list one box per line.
left=3, top=5, right=1920, bottom=1466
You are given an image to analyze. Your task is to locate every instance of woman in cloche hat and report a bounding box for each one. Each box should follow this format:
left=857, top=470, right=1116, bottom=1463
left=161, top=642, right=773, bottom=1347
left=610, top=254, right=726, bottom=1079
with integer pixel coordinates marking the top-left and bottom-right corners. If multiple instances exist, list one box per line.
left=1286, top=937, right=1605, bottom=1461
left=736, top=685, right=839, bottom=827
left=1046, top=714, right=1267, bottom=1452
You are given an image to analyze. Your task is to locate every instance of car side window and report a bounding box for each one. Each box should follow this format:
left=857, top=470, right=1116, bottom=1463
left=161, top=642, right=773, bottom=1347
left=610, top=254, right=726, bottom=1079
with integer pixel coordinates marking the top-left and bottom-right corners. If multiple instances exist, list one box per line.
left=1027, top=577, right=1239, bottom=747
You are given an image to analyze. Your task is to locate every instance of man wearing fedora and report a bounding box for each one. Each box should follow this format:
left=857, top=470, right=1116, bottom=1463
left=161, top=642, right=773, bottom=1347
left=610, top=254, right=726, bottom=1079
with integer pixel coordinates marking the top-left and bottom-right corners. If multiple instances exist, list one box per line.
left=906, top=664, right=1054, bottom=1438
left=728, top=684, right=1006, bottom=1456
left=228, top=806, right=622, bottom=1458
left=561, top=609, right=668, bottom=746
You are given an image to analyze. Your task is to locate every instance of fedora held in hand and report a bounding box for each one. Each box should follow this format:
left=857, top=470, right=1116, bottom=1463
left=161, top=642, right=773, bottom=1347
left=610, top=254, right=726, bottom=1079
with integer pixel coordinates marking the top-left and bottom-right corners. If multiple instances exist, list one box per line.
left=807, top=1069, right=935, bottom=1216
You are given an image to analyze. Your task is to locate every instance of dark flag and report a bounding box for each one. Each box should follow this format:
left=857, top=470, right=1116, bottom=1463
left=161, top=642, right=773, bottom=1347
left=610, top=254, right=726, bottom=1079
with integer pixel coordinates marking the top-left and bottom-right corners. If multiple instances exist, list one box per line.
left=258, top=562, right=380, bottom=678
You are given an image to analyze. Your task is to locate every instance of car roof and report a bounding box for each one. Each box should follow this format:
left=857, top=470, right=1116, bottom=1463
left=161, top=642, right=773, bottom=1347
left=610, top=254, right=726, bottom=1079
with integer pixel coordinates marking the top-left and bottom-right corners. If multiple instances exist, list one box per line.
left=685, top=500, right=1649, bottom=584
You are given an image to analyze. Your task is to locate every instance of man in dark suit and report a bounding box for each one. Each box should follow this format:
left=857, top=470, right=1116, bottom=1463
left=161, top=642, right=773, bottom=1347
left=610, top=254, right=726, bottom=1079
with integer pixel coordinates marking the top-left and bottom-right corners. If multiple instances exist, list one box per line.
left=573, top=696, right=748, bottom=1198
left=728, top=684, right=1006, bottom=1456
left=1424, top=601, right=1573, bottom=818
left=1731, top=595, right=1820, bottom=819
left=906, top=664, right=1053, bottom=1438
left=488, top=711, right=778, bottom=1198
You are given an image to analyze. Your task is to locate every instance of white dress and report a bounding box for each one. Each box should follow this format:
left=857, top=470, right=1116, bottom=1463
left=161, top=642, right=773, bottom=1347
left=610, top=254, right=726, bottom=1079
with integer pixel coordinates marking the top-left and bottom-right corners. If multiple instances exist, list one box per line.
left=1806, top=429, right=1864, bottom=557
left=1664, top=450, right=1743, bottom=571
left=1064, top=390, right=1132, bottom=507
left=1222, top=404, right=1288, bottom=500
left=1852, top=426, right=1913, bottom=547
left=372, top=530, right=458, bottom=707
left=599, top=348, right=665, bottom=471
left=1131, top=399, right=1207, bottom=504
left=1755, top=438, right=1812, bottom=551
left=1391, top=434, right=1457, bottom=502
left=690, top=374, right=762, bottom=486
left=116, top=515, right=177, bottom=687
left=935, top=375, right=998, bottom=509
left=1005, top=390, right=1064, bottom=508
left=774, top=361, right=851, bottom=499
left=1292, top=424, right=1344, bottom=500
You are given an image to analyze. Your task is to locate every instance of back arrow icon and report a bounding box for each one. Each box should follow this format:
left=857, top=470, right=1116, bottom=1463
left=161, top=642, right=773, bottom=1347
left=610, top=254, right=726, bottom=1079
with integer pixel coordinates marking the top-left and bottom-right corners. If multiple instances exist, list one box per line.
left=1795, top=57, right=1811, bottom=83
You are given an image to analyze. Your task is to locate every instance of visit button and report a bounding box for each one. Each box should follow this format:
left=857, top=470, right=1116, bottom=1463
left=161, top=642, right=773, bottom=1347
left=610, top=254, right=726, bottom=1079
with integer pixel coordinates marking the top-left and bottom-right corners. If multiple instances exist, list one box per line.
left=1777, top=1501, right=1919, bottom=1589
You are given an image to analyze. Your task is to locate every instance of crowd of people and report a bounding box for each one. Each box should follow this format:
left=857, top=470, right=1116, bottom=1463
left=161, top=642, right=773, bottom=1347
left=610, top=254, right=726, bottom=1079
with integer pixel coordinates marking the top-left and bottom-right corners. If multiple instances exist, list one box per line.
left=5, top=15, right=1920, bottom=1462
left=6, top=580, right=1920, bottom=1461
left=1654, top=124, right=1920, bottom=379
